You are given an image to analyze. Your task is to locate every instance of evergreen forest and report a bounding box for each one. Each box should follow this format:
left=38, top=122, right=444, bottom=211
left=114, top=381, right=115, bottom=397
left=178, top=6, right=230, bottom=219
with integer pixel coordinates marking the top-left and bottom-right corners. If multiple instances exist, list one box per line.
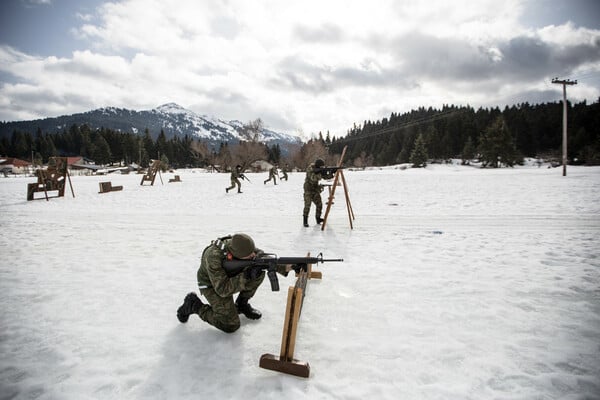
left=328, top=100, right=600, bottom=167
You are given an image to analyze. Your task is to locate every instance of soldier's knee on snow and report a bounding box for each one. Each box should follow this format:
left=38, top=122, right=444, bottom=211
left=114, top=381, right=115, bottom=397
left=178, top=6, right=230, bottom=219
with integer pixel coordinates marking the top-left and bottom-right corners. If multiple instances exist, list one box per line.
left=219, top=321, right=241, bottom=333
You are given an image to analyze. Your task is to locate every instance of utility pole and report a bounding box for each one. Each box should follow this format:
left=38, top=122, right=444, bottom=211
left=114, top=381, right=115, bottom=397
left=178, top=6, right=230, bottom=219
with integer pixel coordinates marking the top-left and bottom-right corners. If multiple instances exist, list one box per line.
left=551, top=78, right=577, bottom=176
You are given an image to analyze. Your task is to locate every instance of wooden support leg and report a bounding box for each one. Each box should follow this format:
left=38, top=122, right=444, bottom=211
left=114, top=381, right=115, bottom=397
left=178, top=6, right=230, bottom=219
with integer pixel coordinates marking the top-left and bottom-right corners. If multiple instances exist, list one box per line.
left=259, top=284, right=310, bottom=378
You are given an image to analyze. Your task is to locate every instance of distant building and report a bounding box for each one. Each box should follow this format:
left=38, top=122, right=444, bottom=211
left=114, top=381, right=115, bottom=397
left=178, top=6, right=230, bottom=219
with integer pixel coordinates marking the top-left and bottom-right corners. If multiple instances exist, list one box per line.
left=250, top=160, right=273, bottom=172
left=66, top=156, right=95, bottom=167
left=67, top=156, right=103, bottom=175
left=0, top=157, right=33, bottom=175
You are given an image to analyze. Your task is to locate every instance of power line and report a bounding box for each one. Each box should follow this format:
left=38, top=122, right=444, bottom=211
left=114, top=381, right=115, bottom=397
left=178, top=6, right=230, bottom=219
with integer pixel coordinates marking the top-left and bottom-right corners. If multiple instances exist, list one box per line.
left=570, top=70, right=600, bottom=81
left=332, top=107, right=470, bottom=145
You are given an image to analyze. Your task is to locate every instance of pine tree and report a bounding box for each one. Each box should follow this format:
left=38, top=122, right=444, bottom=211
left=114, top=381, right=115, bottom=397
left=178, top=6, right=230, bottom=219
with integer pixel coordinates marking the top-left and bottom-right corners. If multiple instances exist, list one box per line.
left=410, top=133, right=428, bottom=167
left=92, top=134, right=112, bottom=165
left=160, top=154, right=169, bottom=171
left=477, top=117, right=520, bottom=167
left=142, top=129, right=154, bottom=166
left=461, top=136, right=475, bottom=165
left=156, top=130, right=168, bottom=159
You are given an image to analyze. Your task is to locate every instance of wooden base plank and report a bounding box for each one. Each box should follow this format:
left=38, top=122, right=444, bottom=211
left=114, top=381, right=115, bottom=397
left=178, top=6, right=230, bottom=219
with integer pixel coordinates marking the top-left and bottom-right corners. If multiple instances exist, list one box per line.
left=259, top=354, right=310, bottom=378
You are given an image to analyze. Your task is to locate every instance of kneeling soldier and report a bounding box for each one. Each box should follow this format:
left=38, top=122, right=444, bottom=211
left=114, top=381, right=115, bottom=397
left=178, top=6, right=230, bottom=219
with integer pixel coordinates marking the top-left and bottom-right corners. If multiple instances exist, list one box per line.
left=177, top=233, right=290, bottom=333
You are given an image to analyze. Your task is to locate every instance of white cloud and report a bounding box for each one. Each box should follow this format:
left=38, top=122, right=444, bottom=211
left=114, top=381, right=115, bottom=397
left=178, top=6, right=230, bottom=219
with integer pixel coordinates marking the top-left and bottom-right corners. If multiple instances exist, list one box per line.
left=75, top=12, right=93, bottom=22
left=1, top=0, right=599, bottom=136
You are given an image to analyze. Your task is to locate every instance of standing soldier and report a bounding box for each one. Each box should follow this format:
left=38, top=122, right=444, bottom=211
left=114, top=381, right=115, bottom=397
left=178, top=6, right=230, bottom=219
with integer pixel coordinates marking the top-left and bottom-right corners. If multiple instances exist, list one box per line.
left=281, top=163, right=289, bottom=181
left=303, top=158, right=333, bottom=227
left=263, top=165, right=278, bottom=185
left=226, top=165, right=246, bottom=193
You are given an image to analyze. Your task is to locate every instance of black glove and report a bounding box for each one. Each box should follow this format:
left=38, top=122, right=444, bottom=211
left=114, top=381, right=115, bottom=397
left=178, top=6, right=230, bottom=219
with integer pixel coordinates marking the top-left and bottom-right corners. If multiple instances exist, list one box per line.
left=292, top=263, right=308, bottom=274
left=245, top=266, right=264, bottom=280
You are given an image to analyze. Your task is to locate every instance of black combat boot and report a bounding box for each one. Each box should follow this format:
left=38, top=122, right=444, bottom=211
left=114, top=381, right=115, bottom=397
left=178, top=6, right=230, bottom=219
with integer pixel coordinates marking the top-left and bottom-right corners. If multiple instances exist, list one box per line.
left=316, top=215, right=324, bottom=224
left=303, top=215, right=309, bottom=227
left=236, top=296, right=262, bottom=320
left=177, top=292, right=203, bottom=323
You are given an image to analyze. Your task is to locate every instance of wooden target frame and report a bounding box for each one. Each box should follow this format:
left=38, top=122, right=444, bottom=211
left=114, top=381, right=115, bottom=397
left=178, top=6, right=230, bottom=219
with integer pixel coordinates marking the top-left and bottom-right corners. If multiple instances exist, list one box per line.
left=27, top=157, right=75, bottom=201
left=140, top=159, right=163, bottom=186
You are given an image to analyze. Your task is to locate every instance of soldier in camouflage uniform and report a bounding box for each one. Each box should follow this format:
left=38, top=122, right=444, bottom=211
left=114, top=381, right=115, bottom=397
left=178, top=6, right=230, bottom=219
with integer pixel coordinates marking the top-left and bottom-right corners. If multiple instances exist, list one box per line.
left=177, top=233, right=290, bottom=333
left=303, top=158, right=333, bottom=227
left=263, top=165, right=278, bottom=185
left=281, top=163, right=289, bottom=181
left=226, top=165, right=245, bottom=193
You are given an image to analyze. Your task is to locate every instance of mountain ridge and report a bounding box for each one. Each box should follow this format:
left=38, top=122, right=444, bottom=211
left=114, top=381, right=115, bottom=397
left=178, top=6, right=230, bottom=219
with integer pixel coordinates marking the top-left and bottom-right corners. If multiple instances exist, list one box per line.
left=0, top=103, right=302, bottom=149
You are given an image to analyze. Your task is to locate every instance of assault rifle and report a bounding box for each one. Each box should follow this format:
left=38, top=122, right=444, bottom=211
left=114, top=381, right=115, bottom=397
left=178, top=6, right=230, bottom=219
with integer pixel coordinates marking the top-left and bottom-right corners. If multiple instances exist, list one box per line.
left=240, top=173, right=251, bottom=183
left=314, top=166, right=345, bottom=177
left=222, top=253, right=343, bottom=291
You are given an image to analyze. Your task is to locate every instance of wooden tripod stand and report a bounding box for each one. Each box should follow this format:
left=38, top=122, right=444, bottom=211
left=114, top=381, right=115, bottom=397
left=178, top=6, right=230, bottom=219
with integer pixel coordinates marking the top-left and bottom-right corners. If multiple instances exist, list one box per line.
left=321, top=145, right=355, bottom=230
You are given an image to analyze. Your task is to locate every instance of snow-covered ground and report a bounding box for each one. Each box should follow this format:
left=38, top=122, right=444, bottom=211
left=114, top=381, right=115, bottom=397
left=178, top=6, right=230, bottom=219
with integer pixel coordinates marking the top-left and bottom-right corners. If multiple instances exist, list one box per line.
left=1, top=164, right=599, bottom=399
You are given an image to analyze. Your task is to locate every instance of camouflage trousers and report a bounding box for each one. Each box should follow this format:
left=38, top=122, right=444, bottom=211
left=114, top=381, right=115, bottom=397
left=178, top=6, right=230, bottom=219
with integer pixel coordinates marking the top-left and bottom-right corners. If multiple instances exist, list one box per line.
left=303, top=186, right=322, bottom=217
left=226, top=178, right=241, bottom=192
left=199, top=272, right=265, bottom=333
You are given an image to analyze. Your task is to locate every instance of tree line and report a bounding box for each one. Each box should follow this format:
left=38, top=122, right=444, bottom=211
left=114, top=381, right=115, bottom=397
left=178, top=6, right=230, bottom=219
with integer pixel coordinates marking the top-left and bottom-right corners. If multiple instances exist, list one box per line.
left=0, top=124, right=204, bottom=168
left=0, top=122, right=291, bottom=171
left=327, top=100, right=600, bottom=167
left=2, top=99, right=599, bottom=171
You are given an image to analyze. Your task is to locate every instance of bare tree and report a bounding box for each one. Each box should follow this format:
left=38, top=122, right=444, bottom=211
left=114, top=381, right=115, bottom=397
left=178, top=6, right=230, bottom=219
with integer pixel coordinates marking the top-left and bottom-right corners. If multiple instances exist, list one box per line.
left=190, top=140, right=209, bottom=160
left=232, top=141, right=268, bottom=170
left=215, top=143, right=233, bottom=171
left=292, top=139, right=329, bottom=170
left=281, top=142, right=302, bottom=169
left=239, top=118, right=264, bottom=142
left=353, top=151, right=370, bottom=169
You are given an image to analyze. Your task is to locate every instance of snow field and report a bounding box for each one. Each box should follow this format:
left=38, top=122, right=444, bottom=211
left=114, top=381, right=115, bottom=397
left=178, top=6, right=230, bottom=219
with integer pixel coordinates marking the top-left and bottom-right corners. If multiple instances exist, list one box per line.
left=1, top=165, right=599, bottom=399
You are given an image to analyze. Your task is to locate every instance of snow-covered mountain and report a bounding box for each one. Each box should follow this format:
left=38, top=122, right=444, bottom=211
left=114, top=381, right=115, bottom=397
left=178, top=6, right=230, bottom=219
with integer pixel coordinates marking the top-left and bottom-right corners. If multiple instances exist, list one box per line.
left=0, top=103, right=303, bottom=148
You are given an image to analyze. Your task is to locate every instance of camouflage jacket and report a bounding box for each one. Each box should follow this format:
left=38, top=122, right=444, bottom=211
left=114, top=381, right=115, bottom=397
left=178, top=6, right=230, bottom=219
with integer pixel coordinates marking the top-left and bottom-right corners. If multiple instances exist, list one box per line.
left=230, top=169, right=241, bottom=181
left=304, top=164, right=326, bottom=192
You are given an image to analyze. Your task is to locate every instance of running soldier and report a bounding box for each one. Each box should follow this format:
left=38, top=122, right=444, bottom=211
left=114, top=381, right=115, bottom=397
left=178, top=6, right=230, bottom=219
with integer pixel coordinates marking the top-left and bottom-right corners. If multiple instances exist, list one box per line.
left=281, top=163, right=289, bottom=181
left=263, top=165, right=278, bottom=185
left=226, top=165, right=246, bottom=193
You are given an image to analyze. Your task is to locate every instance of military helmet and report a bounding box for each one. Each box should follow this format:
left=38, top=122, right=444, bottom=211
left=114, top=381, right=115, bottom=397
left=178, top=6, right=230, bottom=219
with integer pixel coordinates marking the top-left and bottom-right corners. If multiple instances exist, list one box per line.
left=315, top=158, right=325, bottom=168
left=229, top=233, right=255, bottom=258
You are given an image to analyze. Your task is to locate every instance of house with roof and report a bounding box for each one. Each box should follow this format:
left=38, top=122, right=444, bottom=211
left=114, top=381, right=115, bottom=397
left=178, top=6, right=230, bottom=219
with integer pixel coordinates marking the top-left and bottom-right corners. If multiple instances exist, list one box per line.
left=66, top=156, right=106, bottom=175
left=0, top=157, right=33, bottom=175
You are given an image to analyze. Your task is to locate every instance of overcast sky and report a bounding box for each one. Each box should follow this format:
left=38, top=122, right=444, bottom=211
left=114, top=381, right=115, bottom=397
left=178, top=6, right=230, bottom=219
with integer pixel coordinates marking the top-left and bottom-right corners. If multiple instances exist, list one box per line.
left=1, top=0, right=599, bottom=138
